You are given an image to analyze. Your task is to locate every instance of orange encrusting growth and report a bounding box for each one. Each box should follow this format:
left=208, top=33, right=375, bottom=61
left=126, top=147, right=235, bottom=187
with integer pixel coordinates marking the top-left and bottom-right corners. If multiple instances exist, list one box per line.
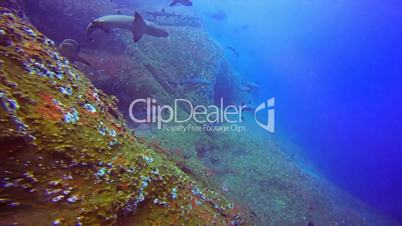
left=36, top=93, right=63, bottom=121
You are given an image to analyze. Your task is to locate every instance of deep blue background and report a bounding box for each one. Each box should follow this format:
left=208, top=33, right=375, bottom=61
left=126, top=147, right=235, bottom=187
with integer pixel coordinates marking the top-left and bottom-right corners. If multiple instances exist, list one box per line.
left=197, top=0, right=402, bottom=221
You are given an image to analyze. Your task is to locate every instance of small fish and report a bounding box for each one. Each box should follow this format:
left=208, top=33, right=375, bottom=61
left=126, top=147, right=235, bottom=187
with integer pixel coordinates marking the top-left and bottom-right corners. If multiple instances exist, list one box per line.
left=86, top=11, right=168, bottom=42
left=58, top=39, right=90, bottom=65
left=308, top=222, right=315, bottom=226
left=170, top=0, right=193, bottom=7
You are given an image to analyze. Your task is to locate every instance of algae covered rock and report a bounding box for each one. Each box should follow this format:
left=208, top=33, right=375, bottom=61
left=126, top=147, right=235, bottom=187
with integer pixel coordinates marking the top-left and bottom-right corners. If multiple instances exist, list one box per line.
left=15, top=0, right=242, bottom=113
left=0, top=9, right=245, bottom=225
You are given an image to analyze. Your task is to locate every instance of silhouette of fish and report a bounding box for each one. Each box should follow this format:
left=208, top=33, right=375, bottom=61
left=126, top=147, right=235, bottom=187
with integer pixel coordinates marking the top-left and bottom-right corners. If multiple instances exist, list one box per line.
left=58, top=39, right=90, bottom=66
left=207, top=10, right=227, bottom=21
left=170, top=0, right=192, bottom=7
left=244, top=81, right=260, bottom=89
left=226, top=46, right=239, bottom=57
left=86, top=11, right=168, bottom=43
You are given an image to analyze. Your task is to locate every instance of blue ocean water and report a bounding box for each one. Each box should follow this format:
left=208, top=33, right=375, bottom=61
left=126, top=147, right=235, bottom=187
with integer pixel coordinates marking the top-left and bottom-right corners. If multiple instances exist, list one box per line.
left=196, top=0, right=402, bottom=221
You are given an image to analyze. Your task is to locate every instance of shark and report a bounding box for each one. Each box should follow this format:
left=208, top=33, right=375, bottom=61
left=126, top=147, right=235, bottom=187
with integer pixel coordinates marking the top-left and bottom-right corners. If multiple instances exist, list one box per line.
left=226, top=46, right=239, bottom=57
left=170, top=0, right=193, bottom=7
left=86, top=12, right=168, bottom=42
left=207, top=10, right=227, bottom=21
left=239, top=85, right=252, bottom=93
left=58, top=39, right=90, bottom=65
left=244, top=81, right=260, bottom=89
left=239, top=82, right=260, bottom=93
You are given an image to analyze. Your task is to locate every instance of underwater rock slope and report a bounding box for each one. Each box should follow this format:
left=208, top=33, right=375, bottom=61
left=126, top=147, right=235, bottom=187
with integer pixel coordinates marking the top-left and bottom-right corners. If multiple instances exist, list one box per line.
left=0, top=9, right=244, bottom=225
left=15, top=0, right=243, bottom=112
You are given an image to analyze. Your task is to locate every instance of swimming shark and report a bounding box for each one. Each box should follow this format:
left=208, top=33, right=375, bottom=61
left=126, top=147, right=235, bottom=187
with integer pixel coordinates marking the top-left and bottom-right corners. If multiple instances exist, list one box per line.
left=86, top=12, right=168, bottom=42
left=207, top=10, right=227, bottom=21
left=239, top=85, right=252, bottom=93
left=239, top=82, right=260, bottom=93
left=58, top=39, right=90, bottom=65
left=226, top=46, right=239, bottom=57
left=170, top=0, right=193, bottom=7
left=244, top=81, right=260, bottom=89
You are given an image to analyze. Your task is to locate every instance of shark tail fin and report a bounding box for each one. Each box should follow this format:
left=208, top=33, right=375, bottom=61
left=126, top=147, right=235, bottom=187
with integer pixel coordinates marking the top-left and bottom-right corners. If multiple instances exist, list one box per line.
left=133, top=12, right=146, bottom=42
left=133, top=11, right=168, bottom=42
left=145, top=24, right=169, bottom=38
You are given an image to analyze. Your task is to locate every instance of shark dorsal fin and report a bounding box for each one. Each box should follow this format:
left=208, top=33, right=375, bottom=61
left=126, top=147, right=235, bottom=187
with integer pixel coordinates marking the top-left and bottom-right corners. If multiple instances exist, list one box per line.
left=133, top=12, right=146, bottom=42
left=132, top=11, right=169, bottom=42
left=134, top=12, right=146, bottom=26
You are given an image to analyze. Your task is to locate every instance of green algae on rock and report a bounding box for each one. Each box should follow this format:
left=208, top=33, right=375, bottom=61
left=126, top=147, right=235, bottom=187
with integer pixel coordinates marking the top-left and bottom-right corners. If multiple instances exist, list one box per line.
left=0, top=9, right=245, bottom=225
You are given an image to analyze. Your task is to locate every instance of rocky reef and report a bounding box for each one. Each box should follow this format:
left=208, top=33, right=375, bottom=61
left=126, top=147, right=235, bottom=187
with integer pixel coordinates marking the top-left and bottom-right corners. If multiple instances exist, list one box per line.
left=2, top=1, right=402, bottom=226
left=0, top=9, right=245, bottom=225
